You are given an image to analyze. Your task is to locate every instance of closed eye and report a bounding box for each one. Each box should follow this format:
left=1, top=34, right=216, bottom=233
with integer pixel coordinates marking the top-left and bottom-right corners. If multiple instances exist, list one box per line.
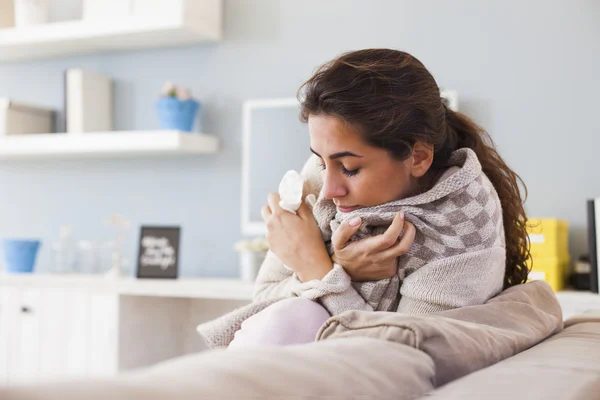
left=319, top=162, right=360, bottom=177
left=342, top=167, right=359, bottom=177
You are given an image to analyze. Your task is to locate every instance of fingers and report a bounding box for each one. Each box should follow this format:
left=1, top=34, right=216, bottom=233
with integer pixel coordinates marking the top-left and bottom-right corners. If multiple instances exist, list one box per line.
left=263, top=193, right=280, bottom=222
left=378, top=221, right=416, bottom=259
left=331, top=216, right=362, bottom=250
left=267, top=192, right=281, bottom=213
left=374, top=211, right=405, bottom=250
left=261, top=205, right=272, bottom=222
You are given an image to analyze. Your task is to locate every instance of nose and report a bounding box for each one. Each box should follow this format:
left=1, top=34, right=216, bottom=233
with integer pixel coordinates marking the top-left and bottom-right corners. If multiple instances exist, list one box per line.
left=322, top=170, right=347, bottom=200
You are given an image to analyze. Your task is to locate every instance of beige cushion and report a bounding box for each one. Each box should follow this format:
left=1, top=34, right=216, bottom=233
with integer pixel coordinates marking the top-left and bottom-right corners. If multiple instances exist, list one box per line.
left=0, top=338, right=435, bottom=400
left=425, top=321, right=600, bottom=399
left=317, top=280, right=563, bottom=386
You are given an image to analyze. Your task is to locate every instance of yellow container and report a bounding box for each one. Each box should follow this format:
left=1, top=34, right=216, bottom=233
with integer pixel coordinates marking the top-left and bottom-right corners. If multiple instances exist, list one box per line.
left=527, top=256, right=569, bottom=291
left=526, top=219, right=570, bottom=291
left=527, top=218, right=569, bottom=259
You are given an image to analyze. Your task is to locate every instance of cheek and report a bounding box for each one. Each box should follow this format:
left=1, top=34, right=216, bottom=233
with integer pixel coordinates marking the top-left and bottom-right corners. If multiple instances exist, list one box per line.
left=353, top=170, right=411, bottom=205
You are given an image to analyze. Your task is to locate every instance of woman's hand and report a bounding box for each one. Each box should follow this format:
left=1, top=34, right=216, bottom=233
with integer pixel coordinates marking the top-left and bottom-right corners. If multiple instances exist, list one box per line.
left=331, top=212, right=416, bottom=281
left=262, top=193, right=333, bottom=282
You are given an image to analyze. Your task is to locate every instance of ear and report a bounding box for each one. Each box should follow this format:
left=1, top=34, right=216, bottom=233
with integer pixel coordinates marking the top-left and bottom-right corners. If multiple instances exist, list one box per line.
left=409, top=142, right=434, bottom=178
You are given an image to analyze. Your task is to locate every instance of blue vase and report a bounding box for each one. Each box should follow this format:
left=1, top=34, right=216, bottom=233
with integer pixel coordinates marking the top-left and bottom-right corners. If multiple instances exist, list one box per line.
left=2, top=239, right=41, bottom=274
left=156, top=97, right=200, bottom=132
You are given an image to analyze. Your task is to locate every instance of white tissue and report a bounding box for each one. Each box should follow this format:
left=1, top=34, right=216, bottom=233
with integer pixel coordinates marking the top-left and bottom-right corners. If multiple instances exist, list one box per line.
left=278, top=170, right=304, bottom=214
left=278, top=170, right=306, bottom=272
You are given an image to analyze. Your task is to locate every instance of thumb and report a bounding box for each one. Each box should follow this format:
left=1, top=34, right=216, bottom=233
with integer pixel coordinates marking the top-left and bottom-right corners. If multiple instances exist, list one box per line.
left=331, top=216, right=362, bottom=250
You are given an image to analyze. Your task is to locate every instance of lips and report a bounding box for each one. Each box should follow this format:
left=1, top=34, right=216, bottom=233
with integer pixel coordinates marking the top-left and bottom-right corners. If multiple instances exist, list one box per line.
left=337, top=205, right=360, bottom=213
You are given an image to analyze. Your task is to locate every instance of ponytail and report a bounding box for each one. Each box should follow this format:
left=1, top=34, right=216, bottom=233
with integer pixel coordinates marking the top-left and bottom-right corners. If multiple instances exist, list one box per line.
left=442, top=105, right=531, bottom=289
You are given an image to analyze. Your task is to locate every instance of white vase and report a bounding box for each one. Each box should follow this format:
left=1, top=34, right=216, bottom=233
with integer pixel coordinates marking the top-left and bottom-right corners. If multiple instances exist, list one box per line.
left=14, top=0, right=48, bottom=27
left=239, top=251, right=264, bottom=282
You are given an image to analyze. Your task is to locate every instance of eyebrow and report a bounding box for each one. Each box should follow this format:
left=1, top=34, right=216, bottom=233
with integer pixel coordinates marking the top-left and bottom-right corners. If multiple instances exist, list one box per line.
left=310, top=148, right=363, bottom=160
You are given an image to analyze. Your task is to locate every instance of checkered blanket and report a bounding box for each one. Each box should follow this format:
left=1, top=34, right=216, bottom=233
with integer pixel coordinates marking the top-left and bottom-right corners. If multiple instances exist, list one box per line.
left=296, top=148, right=505, bottom=314
left=197, top=148, right=506, bottom=348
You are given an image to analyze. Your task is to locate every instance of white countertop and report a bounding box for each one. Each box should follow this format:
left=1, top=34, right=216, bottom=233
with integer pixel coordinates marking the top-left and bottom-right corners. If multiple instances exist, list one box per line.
left=3, top=274, right=598, bottom=311
left=0, top=273, right=255, bottom=301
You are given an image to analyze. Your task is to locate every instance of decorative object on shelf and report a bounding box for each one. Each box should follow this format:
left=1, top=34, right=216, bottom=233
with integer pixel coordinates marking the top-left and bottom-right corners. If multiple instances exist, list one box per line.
left=0, top=0, right=15, bottom=28
left=234, top=237, right=268, bottom=282
left=50, top=225, right=76, bottom=273
left=75, top=239, right=98, bottom=274
left=104, top=214, right=132, bottom=279
left=65, top=69, right=113, bottom=133
left=156, top=82, right=200, bottom=132
left=136, top=226, right=181, bottom=279
left=0, top=98, right=54, bottom=136
left=82, top=0, right=132, bottom=20
left=1, top=238, right=41, bottom=273
left=14, top=0, right=48, bottom=27
left=75, top=239, right=115, bottom=275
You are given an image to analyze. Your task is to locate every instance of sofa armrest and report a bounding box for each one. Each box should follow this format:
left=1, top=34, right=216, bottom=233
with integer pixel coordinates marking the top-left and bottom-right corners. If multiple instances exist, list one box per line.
left=564, top=309, right=600, bottom=328
left=317, top=281, right=563, bottom=386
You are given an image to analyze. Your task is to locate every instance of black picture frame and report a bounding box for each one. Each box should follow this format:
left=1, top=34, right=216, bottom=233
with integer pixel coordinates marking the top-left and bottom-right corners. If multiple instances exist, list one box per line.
left=136, top=226, right=181, bottom=279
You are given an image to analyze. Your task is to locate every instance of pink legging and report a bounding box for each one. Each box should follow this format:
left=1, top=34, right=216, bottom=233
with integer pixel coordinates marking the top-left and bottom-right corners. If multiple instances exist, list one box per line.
left=228, top=297, right=331, bottom=349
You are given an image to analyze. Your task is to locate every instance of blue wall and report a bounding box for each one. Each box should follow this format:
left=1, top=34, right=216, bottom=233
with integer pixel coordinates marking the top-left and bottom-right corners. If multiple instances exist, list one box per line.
left=1, top=0, right=599, bottom=277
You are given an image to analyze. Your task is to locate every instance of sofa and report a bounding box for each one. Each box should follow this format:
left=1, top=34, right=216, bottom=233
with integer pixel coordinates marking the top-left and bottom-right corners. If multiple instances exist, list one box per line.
left=1, top=281, right=599, bottom=399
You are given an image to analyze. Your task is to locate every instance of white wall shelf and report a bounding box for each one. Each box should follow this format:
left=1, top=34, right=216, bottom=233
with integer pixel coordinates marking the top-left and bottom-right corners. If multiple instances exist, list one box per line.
left=0, top=0, right=222, bottom=62
left=0, top=130, right=219, bottom=160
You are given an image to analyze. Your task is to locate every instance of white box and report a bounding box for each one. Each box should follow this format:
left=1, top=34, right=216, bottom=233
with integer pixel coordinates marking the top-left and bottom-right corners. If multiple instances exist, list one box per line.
left=0, top=0, right=15, bottom=28
left=82, top=0, right=132, bottom=20
left=65, top=69, right=113, bottom=133
left=0, top=98, right=54, bottom=136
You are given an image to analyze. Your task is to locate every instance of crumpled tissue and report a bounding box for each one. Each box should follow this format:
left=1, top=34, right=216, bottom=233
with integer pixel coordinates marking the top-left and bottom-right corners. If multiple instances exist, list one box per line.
left=276, top=170, right=316, bottom=271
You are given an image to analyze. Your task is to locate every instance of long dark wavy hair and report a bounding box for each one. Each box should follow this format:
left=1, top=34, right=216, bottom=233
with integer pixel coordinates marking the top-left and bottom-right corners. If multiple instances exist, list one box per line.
left=298, top=49, right=530, bottom=289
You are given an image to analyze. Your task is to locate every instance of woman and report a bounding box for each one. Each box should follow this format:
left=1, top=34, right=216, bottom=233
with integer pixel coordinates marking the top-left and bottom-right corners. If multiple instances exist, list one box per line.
left=198, top=49, right=530, bottom=349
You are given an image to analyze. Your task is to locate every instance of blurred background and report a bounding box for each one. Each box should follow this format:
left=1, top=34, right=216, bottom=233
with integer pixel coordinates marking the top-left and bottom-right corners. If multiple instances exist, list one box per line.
left=0, top=0, right=598, bottom=278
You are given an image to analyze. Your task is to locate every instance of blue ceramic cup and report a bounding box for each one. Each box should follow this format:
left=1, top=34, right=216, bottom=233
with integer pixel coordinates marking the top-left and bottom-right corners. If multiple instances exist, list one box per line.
left=2, top=239, right=41, bottom=273
left=156, top=97, right=200, bottom=132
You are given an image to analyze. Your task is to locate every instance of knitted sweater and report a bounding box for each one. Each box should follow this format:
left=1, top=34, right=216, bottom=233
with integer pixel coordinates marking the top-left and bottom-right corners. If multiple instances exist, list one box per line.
left=197, top=148, right=506, bottom=348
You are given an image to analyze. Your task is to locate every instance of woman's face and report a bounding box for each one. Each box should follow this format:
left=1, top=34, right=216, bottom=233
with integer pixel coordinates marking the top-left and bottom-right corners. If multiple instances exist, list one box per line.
left=309, top=114, right=424, bottom=213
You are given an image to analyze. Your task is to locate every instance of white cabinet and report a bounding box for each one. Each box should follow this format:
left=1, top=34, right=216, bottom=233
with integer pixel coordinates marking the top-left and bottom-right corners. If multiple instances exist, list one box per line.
left=0, top=286, right=118, bottom=386
left=0, top=287, right=17, bottom=385
left=0, top=275, right=253, bottom=387
left=87, top=292, right=118, bottom=377
left=9, top=288, right=42, bottom=386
